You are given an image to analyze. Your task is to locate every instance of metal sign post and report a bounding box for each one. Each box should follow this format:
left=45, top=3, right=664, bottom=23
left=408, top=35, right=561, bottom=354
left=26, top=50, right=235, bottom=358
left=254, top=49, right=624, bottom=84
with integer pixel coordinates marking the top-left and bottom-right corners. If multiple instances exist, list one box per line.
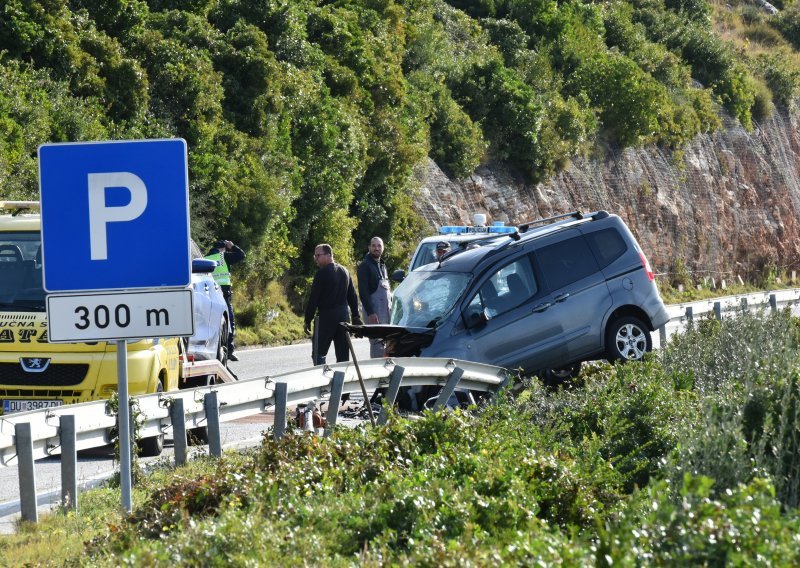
left=116, top=340, right=132, bottom=512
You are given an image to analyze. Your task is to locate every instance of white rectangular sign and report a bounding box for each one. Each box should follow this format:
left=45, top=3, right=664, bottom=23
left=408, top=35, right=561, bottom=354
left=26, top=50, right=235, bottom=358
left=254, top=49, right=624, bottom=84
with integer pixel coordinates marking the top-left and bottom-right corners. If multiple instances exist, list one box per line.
left=46, top=289, right=194, bottom=342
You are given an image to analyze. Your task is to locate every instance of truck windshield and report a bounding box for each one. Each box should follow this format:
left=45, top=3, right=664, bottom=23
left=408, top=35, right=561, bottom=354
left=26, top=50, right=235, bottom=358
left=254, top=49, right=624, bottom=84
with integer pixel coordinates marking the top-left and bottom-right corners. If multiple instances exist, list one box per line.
left=390, top=269, right=471, bottom=328
left=0, top=232, right=45, bottom=310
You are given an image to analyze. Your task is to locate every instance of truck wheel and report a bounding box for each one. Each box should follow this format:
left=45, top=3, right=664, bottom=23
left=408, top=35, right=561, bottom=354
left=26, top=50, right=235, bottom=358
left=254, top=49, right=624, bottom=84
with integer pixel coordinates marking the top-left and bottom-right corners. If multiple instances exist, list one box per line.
left=605, top=316, right=651, bottom=362
left=138, top=380, right=165, bottom=457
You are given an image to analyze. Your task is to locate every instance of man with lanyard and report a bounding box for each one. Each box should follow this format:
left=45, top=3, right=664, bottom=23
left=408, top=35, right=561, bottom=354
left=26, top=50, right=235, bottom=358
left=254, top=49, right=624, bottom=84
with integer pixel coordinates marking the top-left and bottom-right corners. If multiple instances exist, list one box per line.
left=205, top=239, right=245, bottom=361
left=357, top=236, right=392, bottom=358
left=304, top=243, right=363, bottom=365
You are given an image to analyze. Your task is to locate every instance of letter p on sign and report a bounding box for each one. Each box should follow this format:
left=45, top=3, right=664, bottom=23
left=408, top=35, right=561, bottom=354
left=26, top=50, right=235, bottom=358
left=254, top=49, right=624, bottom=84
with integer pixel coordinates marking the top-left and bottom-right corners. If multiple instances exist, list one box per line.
left=88, top=172, right=148, bottom=260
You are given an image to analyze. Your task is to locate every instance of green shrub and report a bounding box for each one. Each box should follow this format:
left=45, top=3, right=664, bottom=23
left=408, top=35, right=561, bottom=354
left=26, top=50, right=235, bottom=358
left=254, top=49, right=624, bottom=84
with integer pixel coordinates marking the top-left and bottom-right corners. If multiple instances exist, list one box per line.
left=661, top=311, right=800, bottom=507
left=429, top=87, right=487, bottom=178
left=604, top=476, right=800, bottom=565
left=758, top=54, right=800, bottom=109
left=775, top=3, right=800, bottom=49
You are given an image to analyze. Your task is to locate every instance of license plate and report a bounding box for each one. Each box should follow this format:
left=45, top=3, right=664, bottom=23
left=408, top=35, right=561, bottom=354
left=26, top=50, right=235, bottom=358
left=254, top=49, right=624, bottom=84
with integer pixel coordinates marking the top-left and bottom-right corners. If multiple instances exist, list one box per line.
left=2, top=399, right=63, bottom=414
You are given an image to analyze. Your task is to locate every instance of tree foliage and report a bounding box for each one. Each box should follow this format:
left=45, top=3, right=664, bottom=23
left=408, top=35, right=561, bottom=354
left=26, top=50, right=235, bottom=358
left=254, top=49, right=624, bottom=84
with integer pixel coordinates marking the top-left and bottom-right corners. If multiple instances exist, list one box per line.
left=0, top=0, right=790, bottom=300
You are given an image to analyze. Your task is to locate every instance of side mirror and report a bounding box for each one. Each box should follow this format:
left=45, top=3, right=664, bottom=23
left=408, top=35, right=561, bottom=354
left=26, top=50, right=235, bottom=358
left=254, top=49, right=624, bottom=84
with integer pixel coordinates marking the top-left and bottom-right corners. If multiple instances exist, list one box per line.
left=463, top=306, right=491, bottom=329
left=391, top=269, right=405, bottom=283
left=192, top=258, right=217, bottom=274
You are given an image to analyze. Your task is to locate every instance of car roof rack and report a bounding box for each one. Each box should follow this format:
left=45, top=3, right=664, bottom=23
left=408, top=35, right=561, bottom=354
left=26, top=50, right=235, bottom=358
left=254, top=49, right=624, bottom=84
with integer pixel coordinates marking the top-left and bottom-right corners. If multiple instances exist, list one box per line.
left=518, top=211, right=584, bottom=234
left=437, top=230, right=521, bottom=265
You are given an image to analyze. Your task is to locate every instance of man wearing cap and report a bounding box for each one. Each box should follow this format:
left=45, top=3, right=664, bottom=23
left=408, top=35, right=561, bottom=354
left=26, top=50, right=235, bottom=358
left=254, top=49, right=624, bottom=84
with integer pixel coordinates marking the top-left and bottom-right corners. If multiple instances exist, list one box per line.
left=205, top=239, right=245, bottom=361
left=357, top=236, right=392, bottom=358
left=435, top=241, right=451, bottom=260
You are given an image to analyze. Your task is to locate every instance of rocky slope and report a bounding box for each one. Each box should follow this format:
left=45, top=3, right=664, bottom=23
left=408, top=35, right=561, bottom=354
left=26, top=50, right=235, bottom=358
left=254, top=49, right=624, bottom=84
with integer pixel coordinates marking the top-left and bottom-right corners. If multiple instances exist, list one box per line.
left=414, top=110, right=800, bottom=284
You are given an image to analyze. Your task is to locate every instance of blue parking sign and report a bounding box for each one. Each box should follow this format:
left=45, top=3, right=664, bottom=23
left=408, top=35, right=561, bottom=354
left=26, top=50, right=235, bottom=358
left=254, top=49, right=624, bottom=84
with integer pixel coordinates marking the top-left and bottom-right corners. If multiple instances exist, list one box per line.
left=39, top=139, right=191, bottom=292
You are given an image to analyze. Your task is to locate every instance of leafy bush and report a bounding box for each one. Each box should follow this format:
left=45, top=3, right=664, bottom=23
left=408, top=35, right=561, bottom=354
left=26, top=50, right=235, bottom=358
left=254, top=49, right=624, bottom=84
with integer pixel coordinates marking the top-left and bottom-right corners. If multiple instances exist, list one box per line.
left=757, top=53, right=800, bottom=109
left=605, top=476, right=800, bottom=565
left=775, top=3, right=800, bottom=49
left=661, top=310, right=800, bottom=507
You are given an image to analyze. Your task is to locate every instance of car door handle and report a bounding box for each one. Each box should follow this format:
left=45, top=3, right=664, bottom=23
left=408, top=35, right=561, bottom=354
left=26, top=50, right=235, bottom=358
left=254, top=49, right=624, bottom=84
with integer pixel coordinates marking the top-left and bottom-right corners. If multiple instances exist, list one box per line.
left=532, top=302, right=551, bottom=313
left=553, top=293, right=570, bottom=303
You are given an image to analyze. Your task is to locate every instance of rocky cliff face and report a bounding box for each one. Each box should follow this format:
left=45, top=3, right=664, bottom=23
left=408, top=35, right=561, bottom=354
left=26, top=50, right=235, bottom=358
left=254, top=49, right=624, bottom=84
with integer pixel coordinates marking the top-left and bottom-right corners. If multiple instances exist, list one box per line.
left=413, top=110, right=800, bottom=283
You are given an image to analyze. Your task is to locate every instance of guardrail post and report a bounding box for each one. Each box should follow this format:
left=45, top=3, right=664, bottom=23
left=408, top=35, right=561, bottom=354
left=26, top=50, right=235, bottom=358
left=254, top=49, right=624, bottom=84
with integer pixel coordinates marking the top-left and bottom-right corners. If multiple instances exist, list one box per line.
left=685, top=306, right=693, bottom=323
left=325, top=371, right=345, bottom=435
left=713, top=302, right=722, bottom=320
left=741, top=297, right=748, bottom=310
left=59, top=415, right=77, bottom=512
left=15, top=422, right=38, bottom=523
left=658, top=326, right=667, bottom=347
left=170, top=398, right=187, bottom=467
left=433, top=367, right=465, bottom=411
left=770, top=293, right=778, bottom=313
left=273, top=382, right=288, bottom=440
left=204, top=391, right=222, bottom=457
left=378, top=365, right=406, bottom=425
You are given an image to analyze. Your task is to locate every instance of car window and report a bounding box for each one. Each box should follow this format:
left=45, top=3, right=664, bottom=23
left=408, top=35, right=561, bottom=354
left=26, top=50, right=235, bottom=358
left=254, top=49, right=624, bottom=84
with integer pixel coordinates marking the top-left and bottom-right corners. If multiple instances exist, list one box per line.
left=584, top=228, right=627, bottom=269
left=467, top=257, right=537, bottom=317
left=410, top=242, right=444, bottom=270
left=536, top=235, right=599, bottom=290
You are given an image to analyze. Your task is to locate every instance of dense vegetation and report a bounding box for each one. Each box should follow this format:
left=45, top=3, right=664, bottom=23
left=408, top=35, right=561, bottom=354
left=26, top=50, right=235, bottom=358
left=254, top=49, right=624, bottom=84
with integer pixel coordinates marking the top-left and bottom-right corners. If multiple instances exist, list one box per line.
left=2, top=0, right=800, bottom=315
left=4, top=309, right=800, bottom=564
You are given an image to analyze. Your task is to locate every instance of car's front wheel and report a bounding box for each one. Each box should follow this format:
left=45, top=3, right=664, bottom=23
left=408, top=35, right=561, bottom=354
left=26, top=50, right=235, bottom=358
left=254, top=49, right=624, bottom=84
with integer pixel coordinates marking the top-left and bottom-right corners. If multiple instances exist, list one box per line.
left=605, top=316, right=651, bottom=362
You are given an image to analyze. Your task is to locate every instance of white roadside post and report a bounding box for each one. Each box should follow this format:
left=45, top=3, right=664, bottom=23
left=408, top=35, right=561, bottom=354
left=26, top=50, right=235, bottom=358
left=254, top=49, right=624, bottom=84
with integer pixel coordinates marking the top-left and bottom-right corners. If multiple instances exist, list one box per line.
left=38, top=138, right=193, bottom=513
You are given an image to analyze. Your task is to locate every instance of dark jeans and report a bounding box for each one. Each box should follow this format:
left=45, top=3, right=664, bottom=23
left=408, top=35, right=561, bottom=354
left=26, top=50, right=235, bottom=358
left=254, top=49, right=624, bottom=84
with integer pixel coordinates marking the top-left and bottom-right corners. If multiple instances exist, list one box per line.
left=221, top=285, right=236, bottom=354
left=314, top=305, right=350, bottom=365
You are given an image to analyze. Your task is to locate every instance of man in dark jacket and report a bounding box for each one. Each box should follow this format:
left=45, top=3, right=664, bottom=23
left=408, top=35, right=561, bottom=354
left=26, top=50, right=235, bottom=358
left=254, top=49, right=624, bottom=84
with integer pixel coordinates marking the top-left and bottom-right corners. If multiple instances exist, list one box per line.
left=304, top=243, right=362, bottom=365
left=357, top=236, right=392, bottom=358
left=205, top=239, right=245, bottom=361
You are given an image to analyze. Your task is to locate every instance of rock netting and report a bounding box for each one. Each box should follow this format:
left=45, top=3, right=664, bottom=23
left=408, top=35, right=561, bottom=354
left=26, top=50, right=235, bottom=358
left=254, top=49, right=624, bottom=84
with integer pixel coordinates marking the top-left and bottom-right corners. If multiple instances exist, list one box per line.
left=414, top=111, right=800, bottom=281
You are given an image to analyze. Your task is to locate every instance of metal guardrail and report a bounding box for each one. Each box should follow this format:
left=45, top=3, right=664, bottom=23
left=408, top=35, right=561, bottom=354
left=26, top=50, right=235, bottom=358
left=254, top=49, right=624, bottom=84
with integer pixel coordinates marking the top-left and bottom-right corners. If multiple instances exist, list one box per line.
left=0, top=357, right=509, bottom=522
left=657, top=288, right=800, bottom=346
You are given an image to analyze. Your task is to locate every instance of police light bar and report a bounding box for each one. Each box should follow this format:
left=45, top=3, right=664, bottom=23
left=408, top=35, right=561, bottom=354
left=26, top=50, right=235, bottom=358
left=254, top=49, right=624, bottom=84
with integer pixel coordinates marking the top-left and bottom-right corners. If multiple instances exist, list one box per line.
left=439, top=222, right=516, bottom=235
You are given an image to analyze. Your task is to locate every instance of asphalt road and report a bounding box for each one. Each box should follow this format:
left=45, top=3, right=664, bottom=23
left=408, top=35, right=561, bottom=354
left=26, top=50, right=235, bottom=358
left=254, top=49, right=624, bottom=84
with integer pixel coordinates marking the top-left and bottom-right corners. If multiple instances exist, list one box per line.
left=0, top=338, right=370, bottom=534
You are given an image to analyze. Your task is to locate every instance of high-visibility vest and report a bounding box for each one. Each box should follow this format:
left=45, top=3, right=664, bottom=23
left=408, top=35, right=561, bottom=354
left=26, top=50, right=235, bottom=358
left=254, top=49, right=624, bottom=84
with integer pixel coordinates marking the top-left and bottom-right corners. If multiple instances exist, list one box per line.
left=205, top=252, right=231, bottom=285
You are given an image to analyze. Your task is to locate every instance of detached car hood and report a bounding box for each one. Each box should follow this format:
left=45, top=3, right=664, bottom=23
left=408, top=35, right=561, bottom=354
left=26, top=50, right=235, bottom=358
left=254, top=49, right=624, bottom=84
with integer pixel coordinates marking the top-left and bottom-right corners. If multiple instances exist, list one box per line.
left=343, top=324, right=435, bottom=357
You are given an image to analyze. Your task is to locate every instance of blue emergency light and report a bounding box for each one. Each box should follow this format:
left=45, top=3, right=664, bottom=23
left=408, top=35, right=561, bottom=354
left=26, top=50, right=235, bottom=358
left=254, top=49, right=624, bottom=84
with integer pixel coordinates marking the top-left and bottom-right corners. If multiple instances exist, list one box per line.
left=439, top=221, right=516, bottom=235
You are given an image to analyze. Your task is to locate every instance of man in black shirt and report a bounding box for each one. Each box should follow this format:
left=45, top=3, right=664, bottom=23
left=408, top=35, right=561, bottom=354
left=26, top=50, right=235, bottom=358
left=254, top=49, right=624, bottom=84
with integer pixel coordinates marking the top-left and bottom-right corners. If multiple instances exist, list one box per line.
left=304, top=243, right=362, bottom=365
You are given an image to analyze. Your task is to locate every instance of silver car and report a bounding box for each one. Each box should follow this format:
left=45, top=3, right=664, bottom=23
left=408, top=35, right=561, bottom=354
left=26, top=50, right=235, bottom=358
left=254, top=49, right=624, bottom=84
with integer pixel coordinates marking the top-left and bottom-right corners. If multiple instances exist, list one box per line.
left=353, top=211, right=669, bottom=385
left=187, top=257, right=230, bottom=366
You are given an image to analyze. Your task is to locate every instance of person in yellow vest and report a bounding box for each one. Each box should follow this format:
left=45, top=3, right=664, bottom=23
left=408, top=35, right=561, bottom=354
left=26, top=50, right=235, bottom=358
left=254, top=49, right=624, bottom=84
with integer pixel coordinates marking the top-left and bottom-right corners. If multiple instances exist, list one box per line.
left=205, top=239, right=245, bottom=361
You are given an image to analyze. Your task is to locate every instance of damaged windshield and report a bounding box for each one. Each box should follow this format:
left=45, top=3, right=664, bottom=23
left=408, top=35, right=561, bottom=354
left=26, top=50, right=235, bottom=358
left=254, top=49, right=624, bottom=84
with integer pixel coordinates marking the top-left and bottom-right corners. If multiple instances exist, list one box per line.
left=390, top=269, right=471, bottom=327
left=0, top=232, right=45, bottom=310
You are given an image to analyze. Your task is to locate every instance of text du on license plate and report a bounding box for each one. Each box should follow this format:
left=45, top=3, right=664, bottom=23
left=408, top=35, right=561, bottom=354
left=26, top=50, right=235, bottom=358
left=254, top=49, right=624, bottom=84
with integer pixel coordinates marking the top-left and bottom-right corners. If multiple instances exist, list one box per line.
left=2, top=399, right=63, bottom=414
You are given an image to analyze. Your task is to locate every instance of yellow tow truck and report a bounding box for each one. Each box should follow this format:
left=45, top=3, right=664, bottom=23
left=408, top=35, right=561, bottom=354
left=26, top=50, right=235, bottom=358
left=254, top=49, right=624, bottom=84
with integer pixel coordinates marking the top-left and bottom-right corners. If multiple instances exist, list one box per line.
left=0, top=200, right=184, bottom=455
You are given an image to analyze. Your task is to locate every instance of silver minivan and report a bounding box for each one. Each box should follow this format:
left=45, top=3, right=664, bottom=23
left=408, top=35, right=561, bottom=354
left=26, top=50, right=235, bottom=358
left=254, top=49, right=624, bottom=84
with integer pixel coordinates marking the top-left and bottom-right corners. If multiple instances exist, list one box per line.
left=352, top=211, right=669, bottom=382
